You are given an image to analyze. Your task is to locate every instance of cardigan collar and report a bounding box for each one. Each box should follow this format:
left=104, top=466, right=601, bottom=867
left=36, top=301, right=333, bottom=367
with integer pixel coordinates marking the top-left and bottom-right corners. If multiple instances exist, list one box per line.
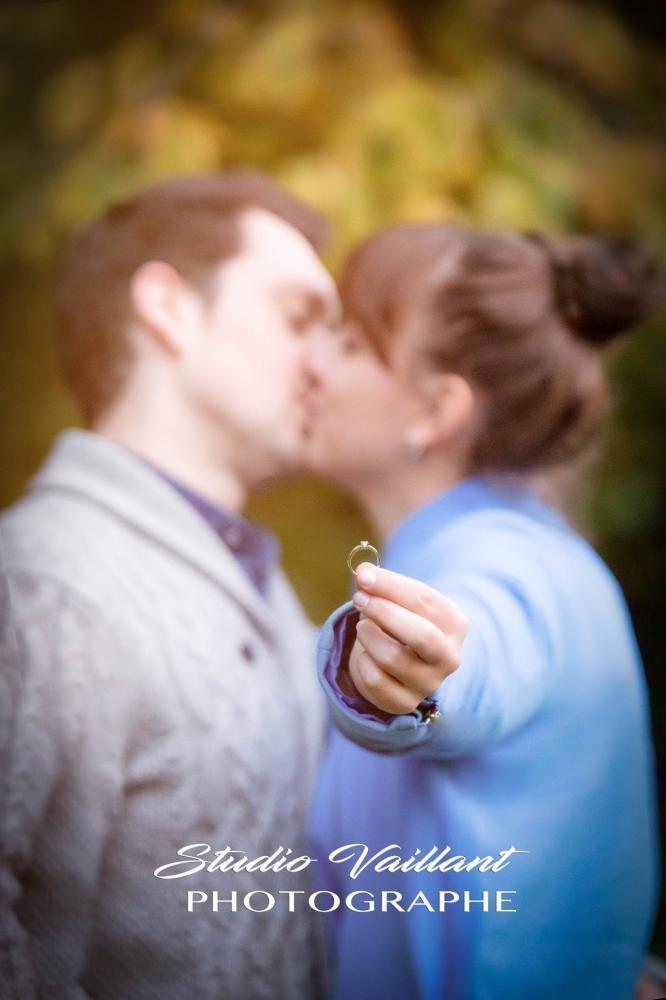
left=29, top=429, right=281, bottom=641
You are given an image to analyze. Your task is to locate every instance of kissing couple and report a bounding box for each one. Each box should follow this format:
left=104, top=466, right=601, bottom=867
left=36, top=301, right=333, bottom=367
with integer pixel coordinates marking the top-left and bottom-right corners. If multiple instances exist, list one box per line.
left=0, top=171, right=661, bottom=999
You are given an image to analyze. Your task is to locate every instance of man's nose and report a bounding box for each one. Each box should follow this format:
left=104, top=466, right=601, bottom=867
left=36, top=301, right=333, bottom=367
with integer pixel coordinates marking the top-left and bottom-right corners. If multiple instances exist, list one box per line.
left=301, top=329, right=330, bottom=384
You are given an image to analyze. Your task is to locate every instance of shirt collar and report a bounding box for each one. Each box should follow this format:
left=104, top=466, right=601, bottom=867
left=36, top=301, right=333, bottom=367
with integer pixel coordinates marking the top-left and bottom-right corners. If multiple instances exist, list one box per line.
left=148, top=466, right=280, bottom=596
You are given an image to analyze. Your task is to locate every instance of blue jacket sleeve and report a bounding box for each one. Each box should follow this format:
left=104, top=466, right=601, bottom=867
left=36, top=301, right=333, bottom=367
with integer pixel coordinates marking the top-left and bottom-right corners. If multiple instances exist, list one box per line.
left=317, top=570, right=554, bottom=759
left=318, top=601, right=441, bottom=755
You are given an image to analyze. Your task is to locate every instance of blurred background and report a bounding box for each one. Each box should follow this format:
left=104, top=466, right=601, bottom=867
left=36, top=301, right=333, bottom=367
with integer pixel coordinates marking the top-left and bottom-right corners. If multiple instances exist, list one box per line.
left=1, top=0, right=665, bottom=957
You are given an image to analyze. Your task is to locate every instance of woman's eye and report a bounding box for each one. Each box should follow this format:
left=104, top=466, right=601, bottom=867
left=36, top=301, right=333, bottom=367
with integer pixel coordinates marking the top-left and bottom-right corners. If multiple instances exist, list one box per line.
left=338, top=332, right=361, bottom=354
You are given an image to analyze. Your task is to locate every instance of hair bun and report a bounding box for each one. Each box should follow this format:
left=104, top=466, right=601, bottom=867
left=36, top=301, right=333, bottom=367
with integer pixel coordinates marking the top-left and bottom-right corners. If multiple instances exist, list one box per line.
left=525, top=232, right=664, bottom=346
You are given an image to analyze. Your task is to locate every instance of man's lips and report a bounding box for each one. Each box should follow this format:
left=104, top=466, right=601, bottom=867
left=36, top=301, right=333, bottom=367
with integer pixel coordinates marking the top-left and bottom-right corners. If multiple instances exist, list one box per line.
left=298, top=389, right=321, bottom=423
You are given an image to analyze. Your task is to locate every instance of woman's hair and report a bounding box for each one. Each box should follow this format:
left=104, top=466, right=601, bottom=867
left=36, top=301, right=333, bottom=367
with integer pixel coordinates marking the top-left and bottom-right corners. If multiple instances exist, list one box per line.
left=339, top=223, right=663, bottom=474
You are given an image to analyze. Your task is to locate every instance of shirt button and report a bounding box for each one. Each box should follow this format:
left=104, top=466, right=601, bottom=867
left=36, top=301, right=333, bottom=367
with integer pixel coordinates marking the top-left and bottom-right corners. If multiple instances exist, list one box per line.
left=240, top=641, right=255, bottom=664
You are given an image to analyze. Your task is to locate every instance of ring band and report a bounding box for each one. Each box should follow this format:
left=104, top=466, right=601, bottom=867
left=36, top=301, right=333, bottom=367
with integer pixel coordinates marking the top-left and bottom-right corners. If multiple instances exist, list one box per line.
left=347, top=540, right=381, bottom=576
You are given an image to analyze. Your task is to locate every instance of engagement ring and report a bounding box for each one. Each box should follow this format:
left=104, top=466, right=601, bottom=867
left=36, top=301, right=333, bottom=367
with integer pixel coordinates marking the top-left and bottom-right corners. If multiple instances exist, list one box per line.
left=347, top=540, right=381, bottom=576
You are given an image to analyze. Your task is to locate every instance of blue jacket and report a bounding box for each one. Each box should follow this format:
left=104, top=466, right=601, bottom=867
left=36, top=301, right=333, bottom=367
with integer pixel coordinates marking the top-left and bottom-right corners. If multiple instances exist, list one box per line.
left=310, top=476, right=658, bottom=1000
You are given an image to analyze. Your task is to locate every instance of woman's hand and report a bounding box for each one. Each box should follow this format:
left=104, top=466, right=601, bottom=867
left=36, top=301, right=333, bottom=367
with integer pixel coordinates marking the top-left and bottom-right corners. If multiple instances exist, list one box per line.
left=348, top=563, right=468, bottom=715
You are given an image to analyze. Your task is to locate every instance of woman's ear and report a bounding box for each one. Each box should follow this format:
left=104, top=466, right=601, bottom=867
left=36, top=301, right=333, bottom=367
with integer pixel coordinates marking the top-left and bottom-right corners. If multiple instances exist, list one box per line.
left=417, top=372, right=476, bottom=450
left=130, top=261, right=202, bottom=355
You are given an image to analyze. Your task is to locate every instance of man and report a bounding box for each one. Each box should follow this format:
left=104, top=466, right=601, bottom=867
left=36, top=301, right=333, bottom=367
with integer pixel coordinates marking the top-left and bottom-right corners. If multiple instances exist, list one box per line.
left=0, top=172, right=341, bottom=1000
left=0, top=172, right=463, bottom=1000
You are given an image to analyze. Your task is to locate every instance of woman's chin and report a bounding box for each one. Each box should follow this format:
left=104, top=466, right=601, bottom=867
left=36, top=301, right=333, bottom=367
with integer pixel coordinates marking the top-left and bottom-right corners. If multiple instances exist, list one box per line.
left=302, top=440, right=347, bottom=481
left=303, top=442, right=335, bottom=477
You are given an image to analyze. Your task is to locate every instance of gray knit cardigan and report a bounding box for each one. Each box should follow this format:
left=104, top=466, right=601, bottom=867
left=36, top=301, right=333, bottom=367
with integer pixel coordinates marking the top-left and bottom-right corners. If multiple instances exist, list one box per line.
left=0, top=430, right=327, bottom=1000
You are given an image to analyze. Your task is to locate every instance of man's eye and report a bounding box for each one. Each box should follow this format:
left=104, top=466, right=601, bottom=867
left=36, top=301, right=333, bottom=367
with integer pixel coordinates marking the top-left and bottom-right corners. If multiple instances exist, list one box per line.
left=287, top=311, right=310, bottom=332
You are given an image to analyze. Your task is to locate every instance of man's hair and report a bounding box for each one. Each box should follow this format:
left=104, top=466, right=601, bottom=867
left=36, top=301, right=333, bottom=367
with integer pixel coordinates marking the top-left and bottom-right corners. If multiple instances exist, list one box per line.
left=53, top=171, right=330, bottom=422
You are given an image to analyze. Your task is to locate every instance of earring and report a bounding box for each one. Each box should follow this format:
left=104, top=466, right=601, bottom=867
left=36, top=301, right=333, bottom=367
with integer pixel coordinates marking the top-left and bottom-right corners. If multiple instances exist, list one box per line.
left=403, top=428, right=426, bottom=460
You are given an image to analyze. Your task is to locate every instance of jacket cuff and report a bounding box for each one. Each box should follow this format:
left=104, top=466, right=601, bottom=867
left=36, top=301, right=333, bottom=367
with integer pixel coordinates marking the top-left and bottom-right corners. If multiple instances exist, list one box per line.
left=317, top=602, right=440, bottom=755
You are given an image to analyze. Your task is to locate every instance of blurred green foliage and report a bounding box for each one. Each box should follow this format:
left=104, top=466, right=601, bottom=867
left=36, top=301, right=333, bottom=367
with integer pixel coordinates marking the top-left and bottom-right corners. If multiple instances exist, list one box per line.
left=1, top=0, right=665, bottom=947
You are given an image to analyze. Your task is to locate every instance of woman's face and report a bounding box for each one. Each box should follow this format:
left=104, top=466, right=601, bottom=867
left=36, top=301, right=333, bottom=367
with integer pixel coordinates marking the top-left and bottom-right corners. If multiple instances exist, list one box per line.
left=303, top=318, right=429, bottom=487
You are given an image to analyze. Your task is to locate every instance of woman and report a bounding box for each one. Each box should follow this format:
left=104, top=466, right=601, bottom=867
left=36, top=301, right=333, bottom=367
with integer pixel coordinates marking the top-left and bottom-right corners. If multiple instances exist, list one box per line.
left=305, top=223, right=662, bottom=999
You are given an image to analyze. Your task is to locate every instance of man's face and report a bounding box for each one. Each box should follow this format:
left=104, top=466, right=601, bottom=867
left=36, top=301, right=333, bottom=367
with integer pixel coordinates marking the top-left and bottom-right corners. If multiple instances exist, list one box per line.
left=183, top=208, right=340, bottom=484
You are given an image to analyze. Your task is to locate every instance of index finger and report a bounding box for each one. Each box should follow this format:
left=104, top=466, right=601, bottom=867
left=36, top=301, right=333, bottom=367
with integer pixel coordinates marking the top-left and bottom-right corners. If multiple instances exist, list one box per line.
left=355, top=562, right=467, bottom=635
